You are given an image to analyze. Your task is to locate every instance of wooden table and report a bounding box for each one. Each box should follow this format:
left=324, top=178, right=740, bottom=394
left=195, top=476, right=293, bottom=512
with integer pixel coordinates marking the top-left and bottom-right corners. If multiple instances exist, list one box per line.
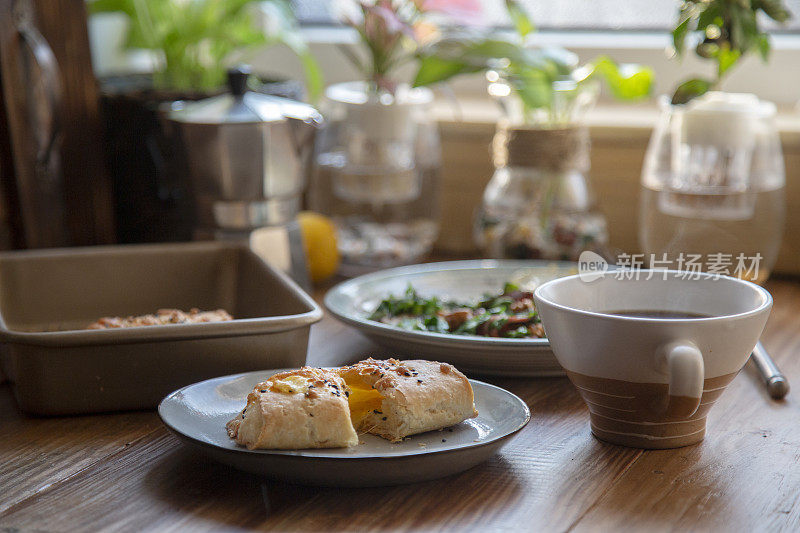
left=1, top=279, right=800, bottom=532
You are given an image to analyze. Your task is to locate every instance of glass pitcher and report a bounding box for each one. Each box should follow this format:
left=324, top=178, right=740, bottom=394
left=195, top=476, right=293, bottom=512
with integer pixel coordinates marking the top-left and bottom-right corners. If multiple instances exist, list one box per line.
left=309, top=82, right=441, bottom=275
left=639, top=92, right=785, bottom=284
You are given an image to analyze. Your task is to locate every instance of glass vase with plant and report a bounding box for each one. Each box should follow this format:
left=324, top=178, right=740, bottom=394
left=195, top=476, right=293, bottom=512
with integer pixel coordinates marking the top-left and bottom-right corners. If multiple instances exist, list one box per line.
left=413, top=0, right=653, bottom=124
left=310, top=0, right=484, bottom=273
left=639, top=0, right=792, bottom=283
left=411, top=0, right=653, bottom=260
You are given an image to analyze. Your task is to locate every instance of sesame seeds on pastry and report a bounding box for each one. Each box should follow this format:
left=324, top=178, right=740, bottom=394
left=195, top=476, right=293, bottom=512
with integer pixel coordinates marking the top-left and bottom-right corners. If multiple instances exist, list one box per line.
left=338, top=358, right=478, bottom=443
left=226, top=367, right=358, bottom=450
left=226, top=359, right=479, bottom=449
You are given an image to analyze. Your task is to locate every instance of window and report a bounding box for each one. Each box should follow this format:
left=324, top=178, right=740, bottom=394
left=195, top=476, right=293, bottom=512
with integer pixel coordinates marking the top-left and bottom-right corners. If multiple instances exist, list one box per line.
left=294, top=0, right=800, bottom=32
left=285, top=0, right=800, bottom=106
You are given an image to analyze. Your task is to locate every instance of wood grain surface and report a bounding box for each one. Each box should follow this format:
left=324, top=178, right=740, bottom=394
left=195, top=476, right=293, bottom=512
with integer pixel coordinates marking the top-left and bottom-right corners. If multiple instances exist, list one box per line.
left=1, top=279, right=799, bottom=532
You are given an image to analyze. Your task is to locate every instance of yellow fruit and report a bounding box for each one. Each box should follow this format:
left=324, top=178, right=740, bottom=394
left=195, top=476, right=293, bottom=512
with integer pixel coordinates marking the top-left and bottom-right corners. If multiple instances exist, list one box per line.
left=297, top=211, right=340, bottom=283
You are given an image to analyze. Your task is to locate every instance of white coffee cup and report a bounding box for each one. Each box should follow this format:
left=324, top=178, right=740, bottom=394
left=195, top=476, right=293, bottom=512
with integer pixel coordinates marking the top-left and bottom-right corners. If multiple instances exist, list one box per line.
left=533, top=270, right=772, bottom=448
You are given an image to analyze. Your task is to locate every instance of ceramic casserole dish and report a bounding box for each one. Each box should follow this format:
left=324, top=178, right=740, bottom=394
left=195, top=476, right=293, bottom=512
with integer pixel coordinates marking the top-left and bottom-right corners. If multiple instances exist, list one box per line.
left=0, top=242, right=321, bottom=415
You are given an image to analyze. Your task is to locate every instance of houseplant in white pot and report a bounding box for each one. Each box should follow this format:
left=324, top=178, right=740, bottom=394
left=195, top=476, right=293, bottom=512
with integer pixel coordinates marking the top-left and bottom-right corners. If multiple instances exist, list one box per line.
left=309, top=0, right=484, bottom=274
left=640, top=0, right=792, bottom=283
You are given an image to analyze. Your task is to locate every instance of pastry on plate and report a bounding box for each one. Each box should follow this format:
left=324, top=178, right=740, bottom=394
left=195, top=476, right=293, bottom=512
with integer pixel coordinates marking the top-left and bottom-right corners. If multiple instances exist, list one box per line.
left=338, top=358, right=478, bottom=442
left=226, top=367, right=358, bottom=450
left=87, top=308, right=233, bottom=329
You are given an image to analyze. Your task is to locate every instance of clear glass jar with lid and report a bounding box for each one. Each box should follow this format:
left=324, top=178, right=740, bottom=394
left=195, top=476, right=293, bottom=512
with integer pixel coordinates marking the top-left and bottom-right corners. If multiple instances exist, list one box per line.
left=309, top=82, right=441, bottom=275
left=639, top=92, right=785, bottom=284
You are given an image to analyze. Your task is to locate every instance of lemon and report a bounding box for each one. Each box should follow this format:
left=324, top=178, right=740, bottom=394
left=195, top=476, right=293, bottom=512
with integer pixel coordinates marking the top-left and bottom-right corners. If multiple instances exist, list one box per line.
left=297, top=211, right=340, bottom=283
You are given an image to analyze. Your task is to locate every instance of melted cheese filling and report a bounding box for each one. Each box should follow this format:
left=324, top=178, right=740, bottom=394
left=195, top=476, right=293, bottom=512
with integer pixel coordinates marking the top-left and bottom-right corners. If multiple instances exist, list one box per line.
left=267, top=372, right=385, bottom=427
left=269, top=375, right=310, bottom=394
left=343, top=376, right=384, bottom=425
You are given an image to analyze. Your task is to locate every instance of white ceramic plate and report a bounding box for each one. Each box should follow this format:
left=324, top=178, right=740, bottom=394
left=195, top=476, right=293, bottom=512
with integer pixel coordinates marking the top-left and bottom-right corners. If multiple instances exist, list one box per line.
left=325, top=260, right=577, bottom=376
left=158, top=369, right=530, bottom=487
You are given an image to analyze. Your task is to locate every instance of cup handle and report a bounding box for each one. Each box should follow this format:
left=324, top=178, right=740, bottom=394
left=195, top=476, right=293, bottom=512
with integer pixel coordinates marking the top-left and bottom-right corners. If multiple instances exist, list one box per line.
left=662, top=341, right=704, bottom=419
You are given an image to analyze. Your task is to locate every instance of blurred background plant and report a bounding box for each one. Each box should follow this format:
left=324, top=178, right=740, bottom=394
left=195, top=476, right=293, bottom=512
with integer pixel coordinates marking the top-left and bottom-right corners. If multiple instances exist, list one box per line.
left=337, top=0, right=484, bottom=94
left=413, top=0, right=654, bottom=125
left=670, top=0, right=792, bottom=104
left=89, top=0, right=323, bottom=98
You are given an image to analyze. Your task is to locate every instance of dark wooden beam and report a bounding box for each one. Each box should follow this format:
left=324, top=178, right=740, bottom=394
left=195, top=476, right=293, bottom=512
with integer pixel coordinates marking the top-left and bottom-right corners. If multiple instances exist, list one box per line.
left=32, top=0, right=115, bottom=245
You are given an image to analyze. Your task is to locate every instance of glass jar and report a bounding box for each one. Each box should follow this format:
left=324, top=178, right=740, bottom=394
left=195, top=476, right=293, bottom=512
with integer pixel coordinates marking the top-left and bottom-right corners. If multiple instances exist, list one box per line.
left=309, top=82, right=441, bottom=275
left=475, top=79, right=608, bottom=260
left=639, top=93, right=785, bottom=284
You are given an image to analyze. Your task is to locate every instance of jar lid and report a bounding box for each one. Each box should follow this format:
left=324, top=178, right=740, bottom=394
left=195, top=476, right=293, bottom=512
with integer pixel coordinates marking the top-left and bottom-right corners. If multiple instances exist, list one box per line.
left=679, top=92, right=769, bottom=149
left=325, top=81, right=433, bottom=107
left=168, top=65, right=322, bottom=126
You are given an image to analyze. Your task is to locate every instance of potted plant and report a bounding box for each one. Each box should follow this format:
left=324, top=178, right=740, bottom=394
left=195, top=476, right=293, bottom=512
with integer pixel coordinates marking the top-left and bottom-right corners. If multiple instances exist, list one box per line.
left=411, top=0, right=654, bottom=260
left=309, top=0, right=485, bottom=273
left=639, top=0, right=791, bottom=282
left=669, top=0, right=791, bottom=104
left=88, top=0, right=321, bottom=243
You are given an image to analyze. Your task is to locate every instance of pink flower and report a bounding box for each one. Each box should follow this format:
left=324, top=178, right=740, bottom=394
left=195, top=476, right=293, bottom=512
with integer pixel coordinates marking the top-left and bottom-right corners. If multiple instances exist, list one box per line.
left=413, top=20, right=440, bottom=45
left=362, top=1, right=414, bottom=47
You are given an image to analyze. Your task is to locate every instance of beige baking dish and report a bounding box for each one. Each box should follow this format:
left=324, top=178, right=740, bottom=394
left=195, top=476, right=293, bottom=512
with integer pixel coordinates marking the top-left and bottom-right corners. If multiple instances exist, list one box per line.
left=0, top=242, right=322, bottom=415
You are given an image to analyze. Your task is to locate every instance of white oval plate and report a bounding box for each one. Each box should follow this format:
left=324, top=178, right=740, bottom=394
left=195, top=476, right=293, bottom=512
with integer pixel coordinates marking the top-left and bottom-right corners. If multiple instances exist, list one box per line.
left=325, top=260, right=577, bottom=376
left=159, top=369, right=530, bottom=487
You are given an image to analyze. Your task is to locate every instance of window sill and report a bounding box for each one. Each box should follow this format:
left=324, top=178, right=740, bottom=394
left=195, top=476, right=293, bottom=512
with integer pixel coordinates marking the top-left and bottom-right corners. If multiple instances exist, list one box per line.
left=432, top=97, right=800, bottom=146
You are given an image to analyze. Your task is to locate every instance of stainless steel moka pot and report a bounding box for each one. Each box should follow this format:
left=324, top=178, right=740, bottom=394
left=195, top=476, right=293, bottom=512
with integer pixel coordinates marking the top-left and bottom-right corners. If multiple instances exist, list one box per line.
left=168, top=66, right=322, bottom=286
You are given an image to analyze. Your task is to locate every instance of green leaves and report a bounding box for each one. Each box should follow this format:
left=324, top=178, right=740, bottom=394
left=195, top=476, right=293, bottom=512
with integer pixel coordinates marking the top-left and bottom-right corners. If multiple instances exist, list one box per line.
left=89, top=0, right=133, bottom=16
left=369, top=283, right=543, bottom=339
left=716, top=46, right=741, bottom=77
left=671, top=78, right=713, bottom=105
left=414, top=23, right=652, bottom=120
left=757, top=33, right=771, bottom=61
left=507, top=68, right=553, bottom=110
left=263, top=2, right=323, bottom=100
left=502, top=281, right=520, bottom=294
left=756, top=0, right=792, bottom=22
left=586, top=57, right=654, bottom=101
left=413, top=56, right=482, bottom=87
left=670, top=0, right=792, bottom=104
left=297, top=50, right=324, bottom=102
left=89, top=0, right=322, bottom=96
left=505, top=0, right=534, bottom=39
left=413, top=37, right=570, bottom=89
left=672, top=2, right=696, bottom=56
left=415, top=0, right=655, bottom=120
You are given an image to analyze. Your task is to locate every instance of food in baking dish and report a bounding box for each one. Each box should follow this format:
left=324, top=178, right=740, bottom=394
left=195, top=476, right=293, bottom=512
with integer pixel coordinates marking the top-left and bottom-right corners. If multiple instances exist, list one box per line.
left=226, top=358, right=478, bottom=449
left=226, top=367, right=358, bottom=450
left=87, top=308, right=233, bottom=329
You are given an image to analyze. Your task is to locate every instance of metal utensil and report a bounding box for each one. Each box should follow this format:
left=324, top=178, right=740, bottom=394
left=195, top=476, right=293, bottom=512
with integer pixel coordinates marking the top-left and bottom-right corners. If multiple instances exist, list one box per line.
left=167, top=66, right=322, bottom=286
left=750, top=341, right=789, bottom=400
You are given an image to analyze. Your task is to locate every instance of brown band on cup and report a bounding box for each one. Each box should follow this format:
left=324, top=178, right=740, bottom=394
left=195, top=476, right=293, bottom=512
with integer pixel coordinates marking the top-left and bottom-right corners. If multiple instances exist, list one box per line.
left=566, top=370, right=739, bottom=448
left=664, top=394, right=701, bottom=420
left=590, top=423, right=707, bottom=450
